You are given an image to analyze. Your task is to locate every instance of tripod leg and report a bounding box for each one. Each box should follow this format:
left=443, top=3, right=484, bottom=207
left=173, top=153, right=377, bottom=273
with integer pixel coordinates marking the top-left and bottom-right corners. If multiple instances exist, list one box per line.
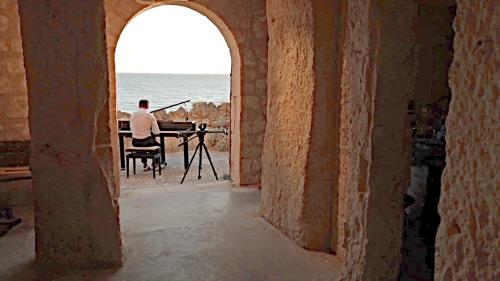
left=202, top=144, right=219, bottom=180
left=181, top=144, right=200, bottom=184
left=198, top=141, right=203, bottom=180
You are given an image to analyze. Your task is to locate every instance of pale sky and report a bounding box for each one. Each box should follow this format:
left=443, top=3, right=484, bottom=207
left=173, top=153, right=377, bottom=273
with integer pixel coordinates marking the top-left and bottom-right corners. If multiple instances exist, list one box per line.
left=115, top=5, right=231, bottom=74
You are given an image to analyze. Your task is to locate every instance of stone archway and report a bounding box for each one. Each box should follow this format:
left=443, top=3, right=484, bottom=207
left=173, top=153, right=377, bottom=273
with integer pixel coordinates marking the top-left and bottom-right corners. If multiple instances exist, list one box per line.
left=104, top=0, right=267, bottom=192
left=17, top=0, right=266, bottom=268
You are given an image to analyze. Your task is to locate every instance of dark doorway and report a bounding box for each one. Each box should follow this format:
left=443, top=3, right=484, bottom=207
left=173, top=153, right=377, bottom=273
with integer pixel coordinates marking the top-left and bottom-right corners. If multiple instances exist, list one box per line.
left=400, top=1, right=457, bottom=280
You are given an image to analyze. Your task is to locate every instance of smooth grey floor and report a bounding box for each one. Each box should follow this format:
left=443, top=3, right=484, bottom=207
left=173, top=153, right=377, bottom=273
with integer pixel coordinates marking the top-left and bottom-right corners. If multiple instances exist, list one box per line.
left=0, top=182, right=341, bottom=281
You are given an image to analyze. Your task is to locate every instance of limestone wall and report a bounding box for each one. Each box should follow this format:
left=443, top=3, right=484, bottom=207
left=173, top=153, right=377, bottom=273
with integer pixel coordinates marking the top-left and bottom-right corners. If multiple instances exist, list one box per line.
left=0, top=0, right=28, bottom=142
left=261, top=0, right=343, bottom=251
left=104, top=0, right=267, bottom=187
left=0, top=0, right=29, bottom=167
left=18, top=0, right=122, bottom=268
left=338, top=0, right=416, bottom=280
left=261, top=0, right=314, bottom=249
left=337, top=1, right=372, bottom=277
left=435, top=1, right=499, bottom=280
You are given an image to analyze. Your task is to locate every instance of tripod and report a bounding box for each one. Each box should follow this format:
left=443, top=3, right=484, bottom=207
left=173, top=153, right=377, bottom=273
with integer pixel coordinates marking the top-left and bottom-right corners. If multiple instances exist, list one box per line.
left=180, top=125, right=226, bottom=184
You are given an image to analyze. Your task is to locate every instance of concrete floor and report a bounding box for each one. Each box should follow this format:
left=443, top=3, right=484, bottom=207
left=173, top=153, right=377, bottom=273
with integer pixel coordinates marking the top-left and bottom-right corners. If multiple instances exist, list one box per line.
left=0, top=182, right=341, bottom=281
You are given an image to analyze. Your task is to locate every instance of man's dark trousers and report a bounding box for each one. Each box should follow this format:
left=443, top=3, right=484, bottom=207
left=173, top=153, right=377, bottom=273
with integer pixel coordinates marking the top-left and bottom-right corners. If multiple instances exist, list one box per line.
left=132, top=136, right=160, bottom=165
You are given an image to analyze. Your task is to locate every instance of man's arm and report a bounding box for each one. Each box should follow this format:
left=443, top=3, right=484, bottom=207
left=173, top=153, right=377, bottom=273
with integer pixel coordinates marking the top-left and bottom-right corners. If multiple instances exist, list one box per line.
left=150, top=113, right=161, bottom=136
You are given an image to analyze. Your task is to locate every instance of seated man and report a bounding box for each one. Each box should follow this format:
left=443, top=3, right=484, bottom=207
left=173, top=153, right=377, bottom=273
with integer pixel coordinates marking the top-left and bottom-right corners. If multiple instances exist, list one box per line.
left=130, top=99, right=161, bottom=170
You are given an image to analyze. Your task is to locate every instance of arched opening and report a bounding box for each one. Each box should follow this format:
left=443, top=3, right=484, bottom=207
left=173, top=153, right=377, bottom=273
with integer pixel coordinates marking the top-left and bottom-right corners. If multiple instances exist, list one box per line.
left=114, top=5, right=234, bottom=188
left=108, top=1, right=242, bottom=193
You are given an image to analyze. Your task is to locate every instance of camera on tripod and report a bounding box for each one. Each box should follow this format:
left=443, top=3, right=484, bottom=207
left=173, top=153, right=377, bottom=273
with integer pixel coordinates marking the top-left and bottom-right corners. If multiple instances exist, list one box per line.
left=178, top=123, right=228, bottom=183
left=198, top=123, right=207, bottom=131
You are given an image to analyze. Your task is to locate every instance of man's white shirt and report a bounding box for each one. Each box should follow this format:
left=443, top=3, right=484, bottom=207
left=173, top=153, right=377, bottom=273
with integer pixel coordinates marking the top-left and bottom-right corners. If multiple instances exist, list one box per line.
left=130, top=108, right=160, bottom=139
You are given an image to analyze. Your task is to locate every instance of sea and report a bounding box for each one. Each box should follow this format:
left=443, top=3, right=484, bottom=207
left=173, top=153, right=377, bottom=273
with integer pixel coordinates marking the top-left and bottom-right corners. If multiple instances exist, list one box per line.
left=116, top=73, right=230, bottom=113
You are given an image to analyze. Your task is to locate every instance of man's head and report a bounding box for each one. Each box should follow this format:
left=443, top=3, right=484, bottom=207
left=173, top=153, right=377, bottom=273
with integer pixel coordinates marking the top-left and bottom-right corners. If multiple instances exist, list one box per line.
left=139, top=99, right=149, bottom=109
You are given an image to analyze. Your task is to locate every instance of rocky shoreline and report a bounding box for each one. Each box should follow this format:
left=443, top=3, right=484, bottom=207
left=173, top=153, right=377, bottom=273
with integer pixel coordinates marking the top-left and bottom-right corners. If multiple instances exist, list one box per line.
left=118, top=102, right=230, bottom=152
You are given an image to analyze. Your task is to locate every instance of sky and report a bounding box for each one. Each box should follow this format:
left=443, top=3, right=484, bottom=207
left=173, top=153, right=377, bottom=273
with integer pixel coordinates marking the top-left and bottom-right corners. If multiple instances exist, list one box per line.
left=115, top=5, right=231, bottom=74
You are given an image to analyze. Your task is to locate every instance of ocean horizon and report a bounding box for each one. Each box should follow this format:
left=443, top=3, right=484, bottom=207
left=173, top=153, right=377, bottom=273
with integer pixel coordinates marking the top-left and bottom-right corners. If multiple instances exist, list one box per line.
left=116, top=72, right=230, bottom=113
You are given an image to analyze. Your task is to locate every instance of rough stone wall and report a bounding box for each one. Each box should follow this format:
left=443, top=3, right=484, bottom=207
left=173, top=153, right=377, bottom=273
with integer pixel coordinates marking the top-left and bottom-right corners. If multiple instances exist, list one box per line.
left=0, top=0, right=30, bottom=167
left=104, top=0, right=267, bottom=187
left=18, top=0, right=122, bottom=268
left=261, top=0, right=313, bottom=249
left=0, top=0, right=28, bottom=141
left=261, top=0, right=343, bottom=251
left=337, top=1, right=372, bottom=276
left=337, top=0, right=416, bottom=280
left=435, top=1, right=500, bottom=280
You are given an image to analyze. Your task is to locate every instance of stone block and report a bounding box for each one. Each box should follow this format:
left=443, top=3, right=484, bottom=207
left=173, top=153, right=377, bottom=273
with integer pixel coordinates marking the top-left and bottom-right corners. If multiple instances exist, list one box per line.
left=18, top=0, right=122, bottom=268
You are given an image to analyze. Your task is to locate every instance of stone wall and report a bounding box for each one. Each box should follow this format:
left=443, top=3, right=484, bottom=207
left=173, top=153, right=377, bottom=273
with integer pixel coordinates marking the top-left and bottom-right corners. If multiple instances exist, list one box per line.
left=337, top=0, right=416, bottom=280
left=261, top=0, right=313, bottom=249
left=104, top=0, right=267, bottom=187
left=414, top=2, right=455, bottom=105
left=18, top=0, right=122, bottom=268
left=435, top=0, right=499, bottom=280
left=337, top=1, right=372, bottom=277
left=261, top=0, right=343, bottom=252
left=0, top=0, right=30, bottom=166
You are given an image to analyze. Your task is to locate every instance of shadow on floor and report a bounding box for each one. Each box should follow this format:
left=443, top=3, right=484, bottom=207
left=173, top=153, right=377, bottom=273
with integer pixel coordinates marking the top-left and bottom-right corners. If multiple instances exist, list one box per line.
left=0, top=182, right=341, bottom=281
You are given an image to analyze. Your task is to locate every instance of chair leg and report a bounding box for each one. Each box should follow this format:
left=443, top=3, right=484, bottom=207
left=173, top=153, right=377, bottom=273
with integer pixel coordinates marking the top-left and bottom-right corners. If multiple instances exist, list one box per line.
left=152, top=157, right=156, bottom=179
left=126, top=156, right=129, bottom=178
left=158, top=156, right=162, bottom=175
left=133, top=157, right=136, bottom=174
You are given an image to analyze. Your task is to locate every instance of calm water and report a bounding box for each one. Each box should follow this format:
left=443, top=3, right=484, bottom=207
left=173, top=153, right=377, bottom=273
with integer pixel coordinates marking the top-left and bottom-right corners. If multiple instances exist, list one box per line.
left=116, top=73, right=230, bottom=113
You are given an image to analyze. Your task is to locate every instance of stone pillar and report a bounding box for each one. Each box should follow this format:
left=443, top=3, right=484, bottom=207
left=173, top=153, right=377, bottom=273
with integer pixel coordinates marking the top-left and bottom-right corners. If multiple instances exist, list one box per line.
left=18, top=0, right=122, bottom=268
left=362, top=1, right=416, bottom=279
left=260, top=0, right=343, bottom=252
left=338, top=0, right=416, bottom=280
left=435, top=1, right=499, bottom=280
